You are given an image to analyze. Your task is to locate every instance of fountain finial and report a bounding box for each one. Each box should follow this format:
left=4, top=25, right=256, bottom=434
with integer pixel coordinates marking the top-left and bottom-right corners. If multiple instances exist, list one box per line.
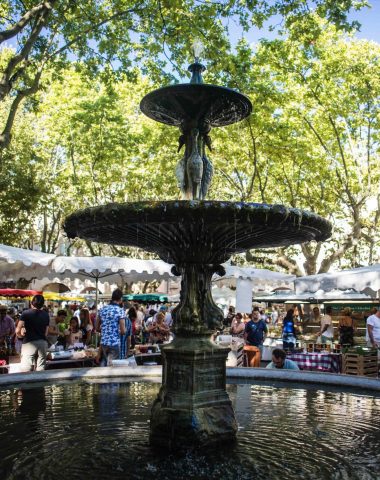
left=192, top=39, right=204, bottom=61
left=188, top=39, right=205, bottom=84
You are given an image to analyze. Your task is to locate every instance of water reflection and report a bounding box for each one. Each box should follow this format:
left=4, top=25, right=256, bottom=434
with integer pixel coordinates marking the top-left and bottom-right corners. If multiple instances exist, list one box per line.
left=0, top=381, right=379, bottom=479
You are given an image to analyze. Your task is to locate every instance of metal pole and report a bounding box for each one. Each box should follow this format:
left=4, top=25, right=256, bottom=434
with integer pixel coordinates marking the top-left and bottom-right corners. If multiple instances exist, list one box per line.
left=95, top=276, right=99, bottom=348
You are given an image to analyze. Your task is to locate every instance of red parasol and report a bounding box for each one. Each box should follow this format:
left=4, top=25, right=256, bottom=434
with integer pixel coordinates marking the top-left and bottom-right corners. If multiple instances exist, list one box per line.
left=0, top=288, right=43, bottom=298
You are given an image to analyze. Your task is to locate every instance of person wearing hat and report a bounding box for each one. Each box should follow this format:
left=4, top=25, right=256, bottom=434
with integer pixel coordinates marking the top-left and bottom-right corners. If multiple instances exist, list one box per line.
left=0, top=304, right=15, bottom=350
left=15, top=294, right=50, bottom=371
left=366, top=307, right=380, bottom=349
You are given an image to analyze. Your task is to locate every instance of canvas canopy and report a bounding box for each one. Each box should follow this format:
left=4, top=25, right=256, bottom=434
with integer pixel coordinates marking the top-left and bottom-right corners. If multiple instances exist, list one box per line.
left=43, top=256, right=174, bottom=314
left=295, top=264, right=380, bottom=298
left=0, top=244, right=55, bottom=280
left=214, top=265, right=295, bottom=290
left=253, top=288, right=377, bottom=303
left=50, top=256, right=173, bottom=283
left=0, top=288, right=42, bottom=298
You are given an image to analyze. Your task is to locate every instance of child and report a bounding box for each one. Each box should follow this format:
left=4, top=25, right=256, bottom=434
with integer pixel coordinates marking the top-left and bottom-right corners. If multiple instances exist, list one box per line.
left=65, top=317, right=83, bottom=348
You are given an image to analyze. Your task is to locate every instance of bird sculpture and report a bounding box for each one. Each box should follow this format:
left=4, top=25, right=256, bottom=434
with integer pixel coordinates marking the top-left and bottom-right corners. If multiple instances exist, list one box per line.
left=200, top=134, right=213, bottom=199
left=175, top=133, right=189, bottom=198
left=175, top=127, right=214, bottom=200
left=186, top=128, right=203, bottom=200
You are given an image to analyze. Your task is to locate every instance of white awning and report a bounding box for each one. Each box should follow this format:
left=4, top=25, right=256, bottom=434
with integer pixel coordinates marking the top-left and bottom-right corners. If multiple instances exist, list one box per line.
left=0, top=244, right=56, bottom=281
left=0, top=244, right=174, bottom=284
left=295, top=264, right=380, bottom=297
left=0, top=244, right=55, bottom=267
left=51, top=256, right=174, bottom=282
left=214, top=265, right=295, bottom=289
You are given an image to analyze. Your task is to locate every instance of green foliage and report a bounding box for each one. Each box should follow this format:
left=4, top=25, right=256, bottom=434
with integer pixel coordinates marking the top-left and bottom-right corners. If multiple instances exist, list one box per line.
left=0, top=4, right=379, bottom=272
left=209, top=20, right=380, bottom=273
left=0, top=100, right=45, bottom=244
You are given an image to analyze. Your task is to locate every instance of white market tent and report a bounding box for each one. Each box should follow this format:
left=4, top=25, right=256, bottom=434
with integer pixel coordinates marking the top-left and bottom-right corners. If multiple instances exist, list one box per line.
left=0, top=246, right=174, bottom=284
left=295, top=264, right=380, bottom=298
left=47, top=256, right=174, bottom=311
left=211, top=265, right=296, bottom=312
left=169, top=285, right=236, bottom=306
left=214, top=265, right=296, bottom=290
left=50, top=256, right=173, bottom=283
left=0, top=245, right=175, bottom=310
left=254, top=288, right=376, bottom=303
left=0, top=244, right=55, bottom=279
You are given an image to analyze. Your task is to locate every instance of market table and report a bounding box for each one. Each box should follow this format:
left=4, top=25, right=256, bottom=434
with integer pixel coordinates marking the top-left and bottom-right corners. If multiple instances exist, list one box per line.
left=286, top=352, right=342, bottom=374
left=46, top=358, right=96, bottom=369
left=134, top=352, right=162, bottom=366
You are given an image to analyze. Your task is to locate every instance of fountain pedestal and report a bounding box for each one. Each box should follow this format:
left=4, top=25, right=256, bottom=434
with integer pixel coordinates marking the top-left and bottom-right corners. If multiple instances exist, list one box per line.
left=150, top=336, right=237, bottom=447
left=149, top=259, right=237, bottom=447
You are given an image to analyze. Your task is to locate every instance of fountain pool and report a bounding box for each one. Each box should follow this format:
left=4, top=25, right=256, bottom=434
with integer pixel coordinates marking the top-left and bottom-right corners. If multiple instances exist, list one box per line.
left=0, top=378, right=379, bottom=480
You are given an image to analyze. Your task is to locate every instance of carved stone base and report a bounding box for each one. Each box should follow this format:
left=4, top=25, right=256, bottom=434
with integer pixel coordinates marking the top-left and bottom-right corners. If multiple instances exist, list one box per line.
left=149, top=336, right=237, bottom=448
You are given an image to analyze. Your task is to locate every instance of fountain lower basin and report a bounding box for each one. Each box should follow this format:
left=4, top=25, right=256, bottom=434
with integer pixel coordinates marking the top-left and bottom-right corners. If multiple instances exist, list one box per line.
left=64, top=200, right=332, bottom=263
left=0, top=373, right=379, bottom=480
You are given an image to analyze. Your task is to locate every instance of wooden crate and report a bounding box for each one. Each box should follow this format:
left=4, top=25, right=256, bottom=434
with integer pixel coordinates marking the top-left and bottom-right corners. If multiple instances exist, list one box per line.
left=342, top=353, right=378, bottom=377
left=227, top=343, right=244, bottom=367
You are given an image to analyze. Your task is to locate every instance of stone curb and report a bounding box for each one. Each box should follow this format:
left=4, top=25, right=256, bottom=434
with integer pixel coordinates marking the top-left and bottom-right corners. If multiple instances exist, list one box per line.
left=0, top=366, right=379, bottom=392
left=0, top=366, right=162, bottom=386
left=227, top=367, right=380, bottom=391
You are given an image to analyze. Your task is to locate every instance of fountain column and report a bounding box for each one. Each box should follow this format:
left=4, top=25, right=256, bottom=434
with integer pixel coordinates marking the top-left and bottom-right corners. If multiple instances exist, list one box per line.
left=150, top=261, right=238, bottom=447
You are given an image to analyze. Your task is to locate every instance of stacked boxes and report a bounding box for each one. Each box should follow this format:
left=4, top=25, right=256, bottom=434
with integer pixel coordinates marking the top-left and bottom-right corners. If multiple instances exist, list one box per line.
left=342, top=350, right=378, bottom=377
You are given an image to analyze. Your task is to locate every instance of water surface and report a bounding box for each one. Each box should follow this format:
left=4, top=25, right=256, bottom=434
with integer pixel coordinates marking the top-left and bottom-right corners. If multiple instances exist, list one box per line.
left=0, top=380, right=379, bottom=479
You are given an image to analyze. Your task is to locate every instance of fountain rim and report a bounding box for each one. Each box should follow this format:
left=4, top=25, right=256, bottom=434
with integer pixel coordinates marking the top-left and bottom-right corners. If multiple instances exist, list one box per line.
left=64, top=199, right=333, bottom=241
left=1, top=367, right=380, bottom=393
left=64, top=199, right=332, bottom=222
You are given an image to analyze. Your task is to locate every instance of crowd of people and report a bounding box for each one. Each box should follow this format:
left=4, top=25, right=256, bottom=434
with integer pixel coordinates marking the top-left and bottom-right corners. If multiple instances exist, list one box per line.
left=1, top=290, right=380, bottom=372
left=0, top=288, right=176, bottom=371
left=224, top=304, right=380, bottom=369
left=96, top=289, right=174, bottom=365
left=226, top=304, right=380, bottom=349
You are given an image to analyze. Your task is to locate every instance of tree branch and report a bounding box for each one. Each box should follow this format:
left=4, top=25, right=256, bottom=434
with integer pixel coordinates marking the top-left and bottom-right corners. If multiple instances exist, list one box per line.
left=48, top=7, right=139, bottom=60
left=0, top=1, right=50, bottom=44
left=319, top=212, right=362, bottom=273
left=0, top=67, right=43, bottom=150
left=0, top=2, right=55, bottom=102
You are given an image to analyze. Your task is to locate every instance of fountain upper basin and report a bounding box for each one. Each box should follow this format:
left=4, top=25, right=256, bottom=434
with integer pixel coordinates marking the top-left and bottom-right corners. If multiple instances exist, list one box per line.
left=140, top=83, right=252, bottom=127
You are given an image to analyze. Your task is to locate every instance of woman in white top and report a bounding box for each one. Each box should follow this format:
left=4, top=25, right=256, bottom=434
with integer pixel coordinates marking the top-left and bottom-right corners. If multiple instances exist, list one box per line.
left=230, top=313, right=245, bottom=337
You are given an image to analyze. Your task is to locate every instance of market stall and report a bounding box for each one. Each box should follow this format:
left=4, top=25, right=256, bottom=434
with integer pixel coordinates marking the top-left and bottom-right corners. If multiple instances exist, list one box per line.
left=286, top=352, right=342, bottom=373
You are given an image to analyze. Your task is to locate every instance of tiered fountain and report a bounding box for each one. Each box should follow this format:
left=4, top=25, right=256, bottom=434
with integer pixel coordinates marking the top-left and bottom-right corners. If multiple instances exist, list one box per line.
left=64, top=44, right=331, bottom=448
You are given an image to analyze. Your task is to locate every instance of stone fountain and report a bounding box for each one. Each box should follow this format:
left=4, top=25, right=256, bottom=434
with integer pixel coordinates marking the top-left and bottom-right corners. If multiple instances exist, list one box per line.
left=64, top=45, right=331, bottom=448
